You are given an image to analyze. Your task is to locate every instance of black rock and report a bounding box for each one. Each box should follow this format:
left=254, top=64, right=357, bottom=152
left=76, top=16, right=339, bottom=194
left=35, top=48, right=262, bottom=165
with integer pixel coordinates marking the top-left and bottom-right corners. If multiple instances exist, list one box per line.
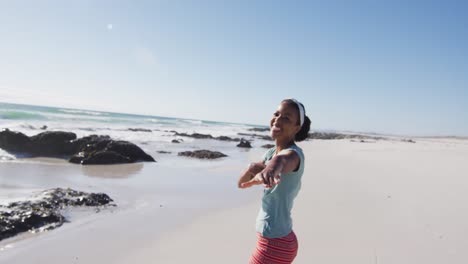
left=307, top=132, right=386, bottom=141
left=237, top=138, right=252, bottom=148
left=177, top=132, right=213, bottom=139
left=80, top=151, right=132, bottom=165
left=216, top=136, right=240, bottom=142
left=128, top=128, right=152, bottom=132
left=69, top=153, right=85, bottom=164
left=248, top=127, right=270, bottom=132
left=0, top=210, right=64, bottom=241
left=30, top=131, right=77, bottom=144
left=0, top=130, right=155, bottom=165
left=69, top=140, right=155, bottom=164
left=0, top=188, right=114, bottom=242
left=0, top=130, right=78, bottom=157
left=0, top=129, right=32, bottom=153
left=30, top=131, right=78, bottom=156
left=172, top=139, right=181, bottom=143
left=178, top=150, right=227, bottom=159
left=173, top=132, right=240, bottom=142
left=69, top=135, right=110, bottom=151
left=105, top=141, right=155, bottom=162
left=237, top=133, right=272, bottom=141
left=262, top=144, right=275, bottom=149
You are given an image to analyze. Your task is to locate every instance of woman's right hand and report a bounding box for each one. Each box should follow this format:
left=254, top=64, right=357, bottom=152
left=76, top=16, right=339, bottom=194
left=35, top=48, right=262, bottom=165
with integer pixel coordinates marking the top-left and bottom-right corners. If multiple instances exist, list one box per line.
left=241, top=164, right=281, bottom=189
left=248, top=162, right=266, bottom=174
left=239, top=172, right=265, bottom=188
left=238, top=162, right=266, bottom=188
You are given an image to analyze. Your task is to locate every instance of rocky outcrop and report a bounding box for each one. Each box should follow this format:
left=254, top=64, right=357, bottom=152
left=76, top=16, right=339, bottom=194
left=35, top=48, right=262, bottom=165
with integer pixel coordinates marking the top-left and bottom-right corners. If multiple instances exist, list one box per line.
left=178, top=150, right=227, bottom=159
left=0, top=188, right=114, bottom=241
left=69, top=136, right=155, bottom=164
left=0, top=130, right=77, bottom=157
left=0, top=129, right=155, bottom=165
left=0, top=129, right=31, bottom=153
left=237, top=133, right=272, bottom=141
left=128, top=128, right=152, bottom=132
left=307, top=132, right=386, bottom=141
left=262, top=144, right=275, bottom=149
left=248, top=127, right=270, bottom=132
left=350, top=139, right=376, bottom=143
left=237, top=139, right=252, bottom=148
left=70, top=151, right=132, bottom=165
left=173, top=132, right=240, bottom=142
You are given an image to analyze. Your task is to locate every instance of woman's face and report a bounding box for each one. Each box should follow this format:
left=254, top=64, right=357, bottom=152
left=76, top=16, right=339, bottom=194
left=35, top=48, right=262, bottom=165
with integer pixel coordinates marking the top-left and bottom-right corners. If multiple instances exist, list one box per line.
left=270, top=101, right=301, bottom=141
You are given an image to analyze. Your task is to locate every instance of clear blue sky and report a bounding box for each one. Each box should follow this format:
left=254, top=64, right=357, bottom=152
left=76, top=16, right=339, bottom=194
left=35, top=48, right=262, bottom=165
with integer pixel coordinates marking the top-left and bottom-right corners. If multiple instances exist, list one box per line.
left=1, top=0, right=467, bottom=136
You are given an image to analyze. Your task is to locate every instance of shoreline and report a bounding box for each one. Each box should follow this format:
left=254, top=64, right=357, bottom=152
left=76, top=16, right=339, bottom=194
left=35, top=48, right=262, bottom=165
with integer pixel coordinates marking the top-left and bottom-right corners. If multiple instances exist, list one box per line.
left=0, top=147, right=261, bottom=263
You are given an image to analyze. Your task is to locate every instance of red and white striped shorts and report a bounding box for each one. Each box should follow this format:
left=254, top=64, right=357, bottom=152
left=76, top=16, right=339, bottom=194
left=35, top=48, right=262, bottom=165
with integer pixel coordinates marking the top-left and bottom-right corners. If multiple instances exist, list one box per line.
left=249, top=231, right=298, bottom=264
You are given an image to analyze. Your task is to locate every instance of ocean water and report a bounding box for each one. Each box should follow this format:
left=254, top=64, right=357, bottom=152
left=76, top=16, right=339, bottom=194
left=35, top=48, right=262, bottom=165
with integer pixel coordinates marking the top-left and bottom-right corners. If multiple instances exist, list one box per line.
left=0, top=101, right=267, bottom=249
left=0, top=102, right=271, bottom=163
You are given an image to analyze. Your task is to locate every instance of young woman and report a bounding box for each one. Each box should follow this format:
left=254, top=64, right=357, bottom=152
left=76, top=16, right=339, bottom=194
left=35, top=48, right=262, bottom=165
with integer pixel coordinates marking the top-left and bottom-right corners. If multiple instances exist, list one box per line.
left=238, top=98, right=311, bottom=264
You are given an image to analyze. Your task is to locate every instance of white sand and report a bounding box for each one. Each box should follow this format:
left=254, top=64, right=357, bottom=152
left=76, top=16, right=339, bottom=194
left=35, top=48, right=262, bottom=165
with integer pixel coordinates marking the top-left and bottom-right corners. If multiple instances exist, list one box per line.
left=2, top=138, right=468, bottom=263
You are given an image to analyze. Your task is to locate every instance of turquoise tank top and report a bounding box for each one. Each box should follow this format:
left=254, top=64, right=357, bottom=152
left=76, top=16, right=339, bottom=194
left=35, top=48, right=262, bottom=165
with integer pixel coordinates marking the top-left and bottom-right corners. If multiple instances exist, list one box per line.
left=256, top=144, right=305, bottom=238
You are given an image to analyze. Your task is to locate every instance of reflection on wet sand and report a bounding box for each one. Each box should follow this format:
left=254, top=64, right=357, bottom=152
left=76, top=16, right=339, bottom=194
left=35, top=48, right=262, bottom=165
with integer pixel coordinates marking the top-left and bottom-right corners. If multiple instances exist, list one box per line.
left=81, top=163, right=144, bottom=179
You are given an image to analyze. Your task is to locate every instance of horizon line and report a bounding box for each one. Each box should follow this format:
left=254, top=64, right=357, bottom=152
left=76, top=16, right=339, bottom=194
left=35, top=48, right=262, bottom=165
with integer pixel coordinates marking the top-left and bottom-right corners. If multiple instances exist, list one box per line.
left=1, top=100, right=466, bottom=138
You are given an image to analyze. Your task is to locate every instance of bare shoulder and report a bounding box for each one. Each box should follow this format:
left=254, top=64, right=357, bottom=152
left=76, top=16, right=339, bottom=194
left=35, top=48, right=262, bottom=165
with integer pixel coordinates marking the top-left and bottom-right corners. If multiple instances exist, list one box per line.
left=276, top=150, right=300, bottom=173
left=276, top=149, right=300, bottom=159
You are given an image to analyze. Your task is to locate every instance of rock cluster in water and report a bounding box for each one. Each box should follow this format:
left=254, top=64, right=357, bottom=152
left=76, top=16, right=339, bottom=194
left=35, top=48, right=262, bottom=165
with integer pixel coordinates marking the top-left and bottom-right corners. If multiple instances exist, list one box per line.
left=0, top=188, right=114, bottom=242
left=237, top=139, right=252, bottom=148
left=0, top=129, right=155, bottom=165
left=169, top=129, right=396, bottom=144
left=128, top=128, right=152, bottom=132
left=172, top=132, right=241, bottom=142
left=307, top=132, right=386, bottom=140
left=178, top=150, right=228, bottom=159
left=248, top=128, right=270, bottom=132
left=238, top=133, right=272, bottom=141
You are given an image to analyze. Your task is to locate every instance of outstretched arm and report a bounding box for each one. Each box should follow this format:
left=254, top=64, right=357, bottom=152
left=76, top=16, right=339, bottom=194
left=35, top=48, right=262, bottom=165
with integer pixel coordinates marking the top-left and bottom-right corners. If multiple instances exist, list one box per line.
left=237, top=162, right=266, bottom=188
left=240, top=150, right=300, bottom=189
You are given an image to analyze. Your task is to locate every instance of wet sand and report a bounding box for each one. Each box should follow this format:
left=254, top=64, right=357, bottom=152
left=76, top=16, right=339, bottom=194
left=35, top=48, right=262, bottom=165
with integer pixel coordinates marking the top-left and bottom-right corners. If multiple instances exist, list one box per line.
left=2, top=139, right=468, bottom=263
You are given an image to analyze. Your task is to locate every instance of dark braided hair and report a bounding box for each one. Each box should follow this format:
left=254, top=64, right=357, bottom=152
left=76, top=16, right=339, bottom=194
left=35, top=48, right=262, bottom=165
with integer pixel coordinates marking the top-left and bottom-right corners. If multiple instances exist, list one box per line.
left=282, top=99, right=311, bottom=142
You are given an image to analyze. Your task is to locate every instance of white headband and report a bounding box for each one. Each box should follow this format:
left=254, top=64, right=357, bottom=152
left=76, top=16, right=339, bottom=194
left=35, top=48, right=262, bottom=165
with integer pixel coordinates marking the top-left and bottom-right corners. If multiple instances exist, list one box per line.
left=289, top=98, right=305, bottom=127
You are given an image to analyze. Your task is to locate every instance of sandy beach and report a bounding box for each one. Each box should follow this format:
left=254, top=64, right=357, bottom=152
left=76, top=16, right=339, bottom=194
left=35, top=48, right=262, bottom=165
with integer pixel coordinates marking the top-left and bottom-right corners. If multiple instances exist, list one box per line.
left=2, top=138, right=468, bottom=263
left=115, top=138, right=468, bottom=264
left=2, top=1, right=467, bottom=262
